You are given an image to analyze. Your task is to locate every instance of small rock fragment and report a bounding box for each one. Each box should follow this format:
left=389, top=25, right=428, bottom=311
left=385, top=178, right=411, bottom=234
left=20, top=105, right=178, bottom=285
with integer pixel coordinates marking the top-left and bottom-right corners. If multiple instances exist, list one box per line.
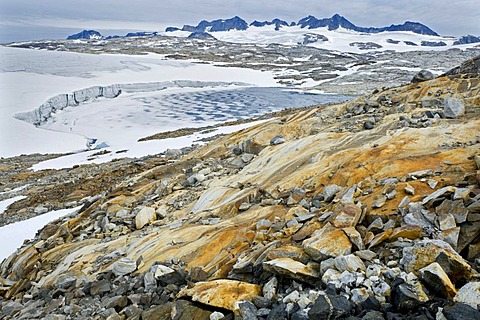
left=112, top=258, right=137, bottom=276
left=135, top=207, right=156, bottom=230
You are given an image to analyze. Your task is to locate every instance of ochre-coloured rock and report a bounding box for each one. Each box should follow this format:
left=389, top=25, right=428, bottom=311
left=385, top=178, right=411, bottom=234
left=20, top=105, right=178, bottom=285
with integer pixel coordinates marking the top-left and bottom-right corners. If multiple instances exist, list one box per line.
left=135, top=207, right=156, bottom=229
left=302, top=223, right=352, bottom=261
left=263, top=258, right=320, bottom=282
left=401, top=240, right=473, bottom=281
left=178, top=279, right=261, bottom=311
left=329, top=202, right=363, bottom=228
left=389, top=226, right=422, bottom=241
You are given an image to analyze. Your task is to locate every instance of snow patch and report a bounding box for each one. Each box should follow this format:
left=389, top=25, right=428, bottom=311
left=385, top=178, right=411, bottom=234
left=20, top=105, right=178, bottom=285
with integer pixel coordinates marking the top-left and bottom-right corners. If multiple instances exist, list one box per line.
left=0, top=206, right=82, bottom=261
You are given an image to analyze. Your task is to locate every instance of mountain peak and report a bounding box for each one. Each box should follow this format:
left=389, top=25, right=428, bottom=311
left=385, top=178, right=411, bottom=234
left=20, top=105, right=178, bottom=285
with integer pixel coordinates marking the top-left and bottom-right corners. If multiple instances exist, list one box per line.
left=297, top=14, right=438, bottom=36
left=67, top=30, right=102, bottom=40
left=178, top=16, right=248, bottom=33
left=165, top=14, right=439, bottom=36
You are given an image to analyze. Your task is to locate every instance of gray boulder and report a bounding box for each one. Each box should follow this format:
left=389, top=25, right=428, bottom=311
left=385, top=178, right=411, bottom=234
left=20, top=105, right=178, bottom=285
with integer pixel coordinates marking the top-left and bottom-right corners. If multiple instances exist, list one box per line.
left=411, top=70, right=435, bottom=83
left=443, top=98, right=465, bottom=119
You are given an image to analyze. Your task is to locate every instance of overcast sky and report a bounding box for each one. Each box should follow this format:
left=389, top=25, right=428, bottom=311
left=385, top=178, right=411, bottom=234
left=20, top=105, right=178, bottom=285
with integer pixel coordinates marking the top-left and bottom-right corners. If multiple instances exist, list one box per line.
left=0, top=0, right=479, bottom=42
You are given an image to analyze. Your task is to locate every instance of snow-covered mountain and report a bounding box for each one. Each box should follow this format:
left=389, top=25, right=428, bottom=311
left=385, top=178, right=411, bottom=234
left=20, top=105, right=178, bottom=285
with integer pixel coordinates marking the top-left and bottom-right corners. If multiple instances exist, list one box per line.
left=66, top=30, right=102, bottom=40
left=166, top=16, right=248, bottom=33
left=65, top=14, right=479, bottom=53
left=166, top=14, right=438, bottom=36
left=161, top=14, right=479, bottom=53
left=296, top=14, right=438, bottom=35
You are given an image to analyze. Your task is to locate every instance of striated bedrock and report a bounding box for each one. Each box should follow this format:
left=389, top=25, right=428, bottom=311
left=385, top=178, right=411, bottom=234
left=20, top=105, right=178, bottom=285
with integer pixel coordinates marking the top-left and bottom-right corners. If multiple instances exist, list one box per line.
left=13, top=80, right=249, bottom=126
left=1, top=59, right=480, bottom=318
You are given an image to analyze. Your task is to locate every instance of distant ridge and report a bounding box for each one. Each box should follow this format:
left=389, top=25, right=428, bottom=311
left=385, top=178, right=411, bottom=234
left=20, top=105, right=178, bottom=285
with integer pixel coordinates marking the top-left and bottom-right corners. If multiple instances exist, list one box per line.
left=165, top=14, right=439, bottom=36
left=297, top=14, right=438, bottom=36
left=167, top=16, right=249, bottom=33
left=67, top=30, right=102, bottom=40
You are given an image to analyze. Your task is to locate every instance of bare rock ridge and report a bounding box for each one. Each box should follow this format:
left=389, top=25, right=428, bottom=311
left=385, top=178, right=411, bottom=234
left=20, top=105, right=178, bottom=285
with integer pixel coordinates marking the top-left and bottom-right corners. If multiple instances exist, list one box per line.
left=1, top=57, right=480, bottom=319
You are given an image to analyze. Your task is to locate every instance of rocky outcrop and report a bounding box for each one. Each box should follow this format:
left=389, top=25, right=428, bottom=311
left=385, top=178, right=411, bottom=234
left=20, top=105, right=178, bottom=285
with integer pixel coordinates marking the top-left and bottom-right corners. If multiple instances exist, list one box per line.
left=454, top=35, right=480, bottom=45
left=188, top=32, right=216, bottom=40
left=444, top=55, right=480, bottom=76
left=1, top=61, right=479, bottom=319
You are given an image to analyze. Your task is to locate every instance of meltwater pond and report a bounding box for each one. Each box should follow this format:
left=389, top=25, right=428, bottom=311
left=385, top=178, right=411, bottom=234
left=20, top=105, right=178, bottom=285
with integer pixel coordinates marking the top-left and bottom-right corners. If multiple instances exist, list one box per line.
left=29, top=83, right=352, bottom=147
left=134, top=87, right=352, bottom=122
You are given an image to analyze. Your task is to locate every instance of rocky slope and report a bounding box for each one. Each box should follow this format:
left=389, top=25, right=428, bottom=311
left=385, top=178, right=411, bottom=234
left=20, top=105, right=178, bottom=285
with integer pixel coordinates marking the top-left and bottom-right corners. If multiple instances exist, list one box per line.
left=0, top=57, right=480, bottom=319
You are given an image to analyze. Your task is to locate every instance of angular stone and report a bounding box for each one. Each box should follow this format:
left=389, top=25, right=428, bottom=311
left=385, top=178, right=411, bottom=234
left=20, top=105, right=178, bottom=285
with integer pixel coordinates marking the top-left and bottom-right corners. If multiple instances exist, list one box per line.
left=266, top=246, right=310, bottom=264
left=135, top=207, right=156, bottom=230
left=407, top=169, right=434, bottom=180
left=389, top=226, right=422, bottom=241
left=308, top=294, right=354, bottom=319
left=368, top=229, right=393, bottom=249
left=144, top=271, right=157, bottom=291
left=442, top=303, right=480, bottom=320
left=55, top=273, right=77, bottom=289
left=112, top=258, right=137, bottom=276
left=333, top=254, right=366, bottom=273
left=267, top=302, right=287, bottom=319
left=153, top=264, right=175, bottom=279
left=454, top=282, right=480, bottom=309
left=171, top=300, right=211, bottom=320
left=339, top=185, right=357, bottom=203
left=419, top=262, right=457, bottom=298
left=390, top=279, right=429, bottom=312
left=241, top=153, right=255, bottom=163
left=239, top=202, right=251, bottom=211
left=302, top=224, right=352, bottom=261
left=90, top=279, right=111, bottom=296
left=102, top=296, right=128, bottom=309
left=372, top=196, right=387, bottom=209
left=422, top=186, right=455, bottom=205
left=263, top=277, right=278, bottom=301
left=288, top=187, right=307, bottom=205
left=141, top=303, right=173, bottom=320
left=401, top=240, right=473, bottom=281
left=263, top=258, right=320, bottom=283
left=437, top=227, right=460, bottom=250
left=342, top=226, right=365, bottom=250
left=405, top=184, right=415, bottom=195
left=351, top=287, right=370, bottom=304
left=453, top=188, right=470, bottom=200
left=270, top=135, right=286, bottom=145
left=443, top=98, right=465, bottom=119
left=256, top=219, right=272, bottom=230
left=367, top=218, right=384, bottom=232
left=475, top=155, right=480, bottom=170
left=458, top=222, right=480, bottom=252
left=354, top=250, right=377, bottom=262
left=178, top=280, right=261, bottom=311
left=467, top=200, right=480, bottom=213
left=238, top=300, right=258, bottom=320
left=437, top=211, right=457, bottom=231
left=329, top=203, right=363, bottom=228
left=436, top=200, right=469, bottom=224
left=322, top=185, right=343, bottom=202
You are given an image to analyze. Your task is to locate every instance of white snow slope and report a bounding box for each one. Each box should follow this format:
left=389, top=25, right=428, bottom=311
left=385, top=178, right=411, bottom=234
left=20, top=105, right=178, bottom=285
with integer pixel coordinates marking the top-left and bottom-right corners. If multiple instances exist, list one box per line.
left=165, top=25, right=478, bottom=53
left=0, top=47, right=277, bottom=159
